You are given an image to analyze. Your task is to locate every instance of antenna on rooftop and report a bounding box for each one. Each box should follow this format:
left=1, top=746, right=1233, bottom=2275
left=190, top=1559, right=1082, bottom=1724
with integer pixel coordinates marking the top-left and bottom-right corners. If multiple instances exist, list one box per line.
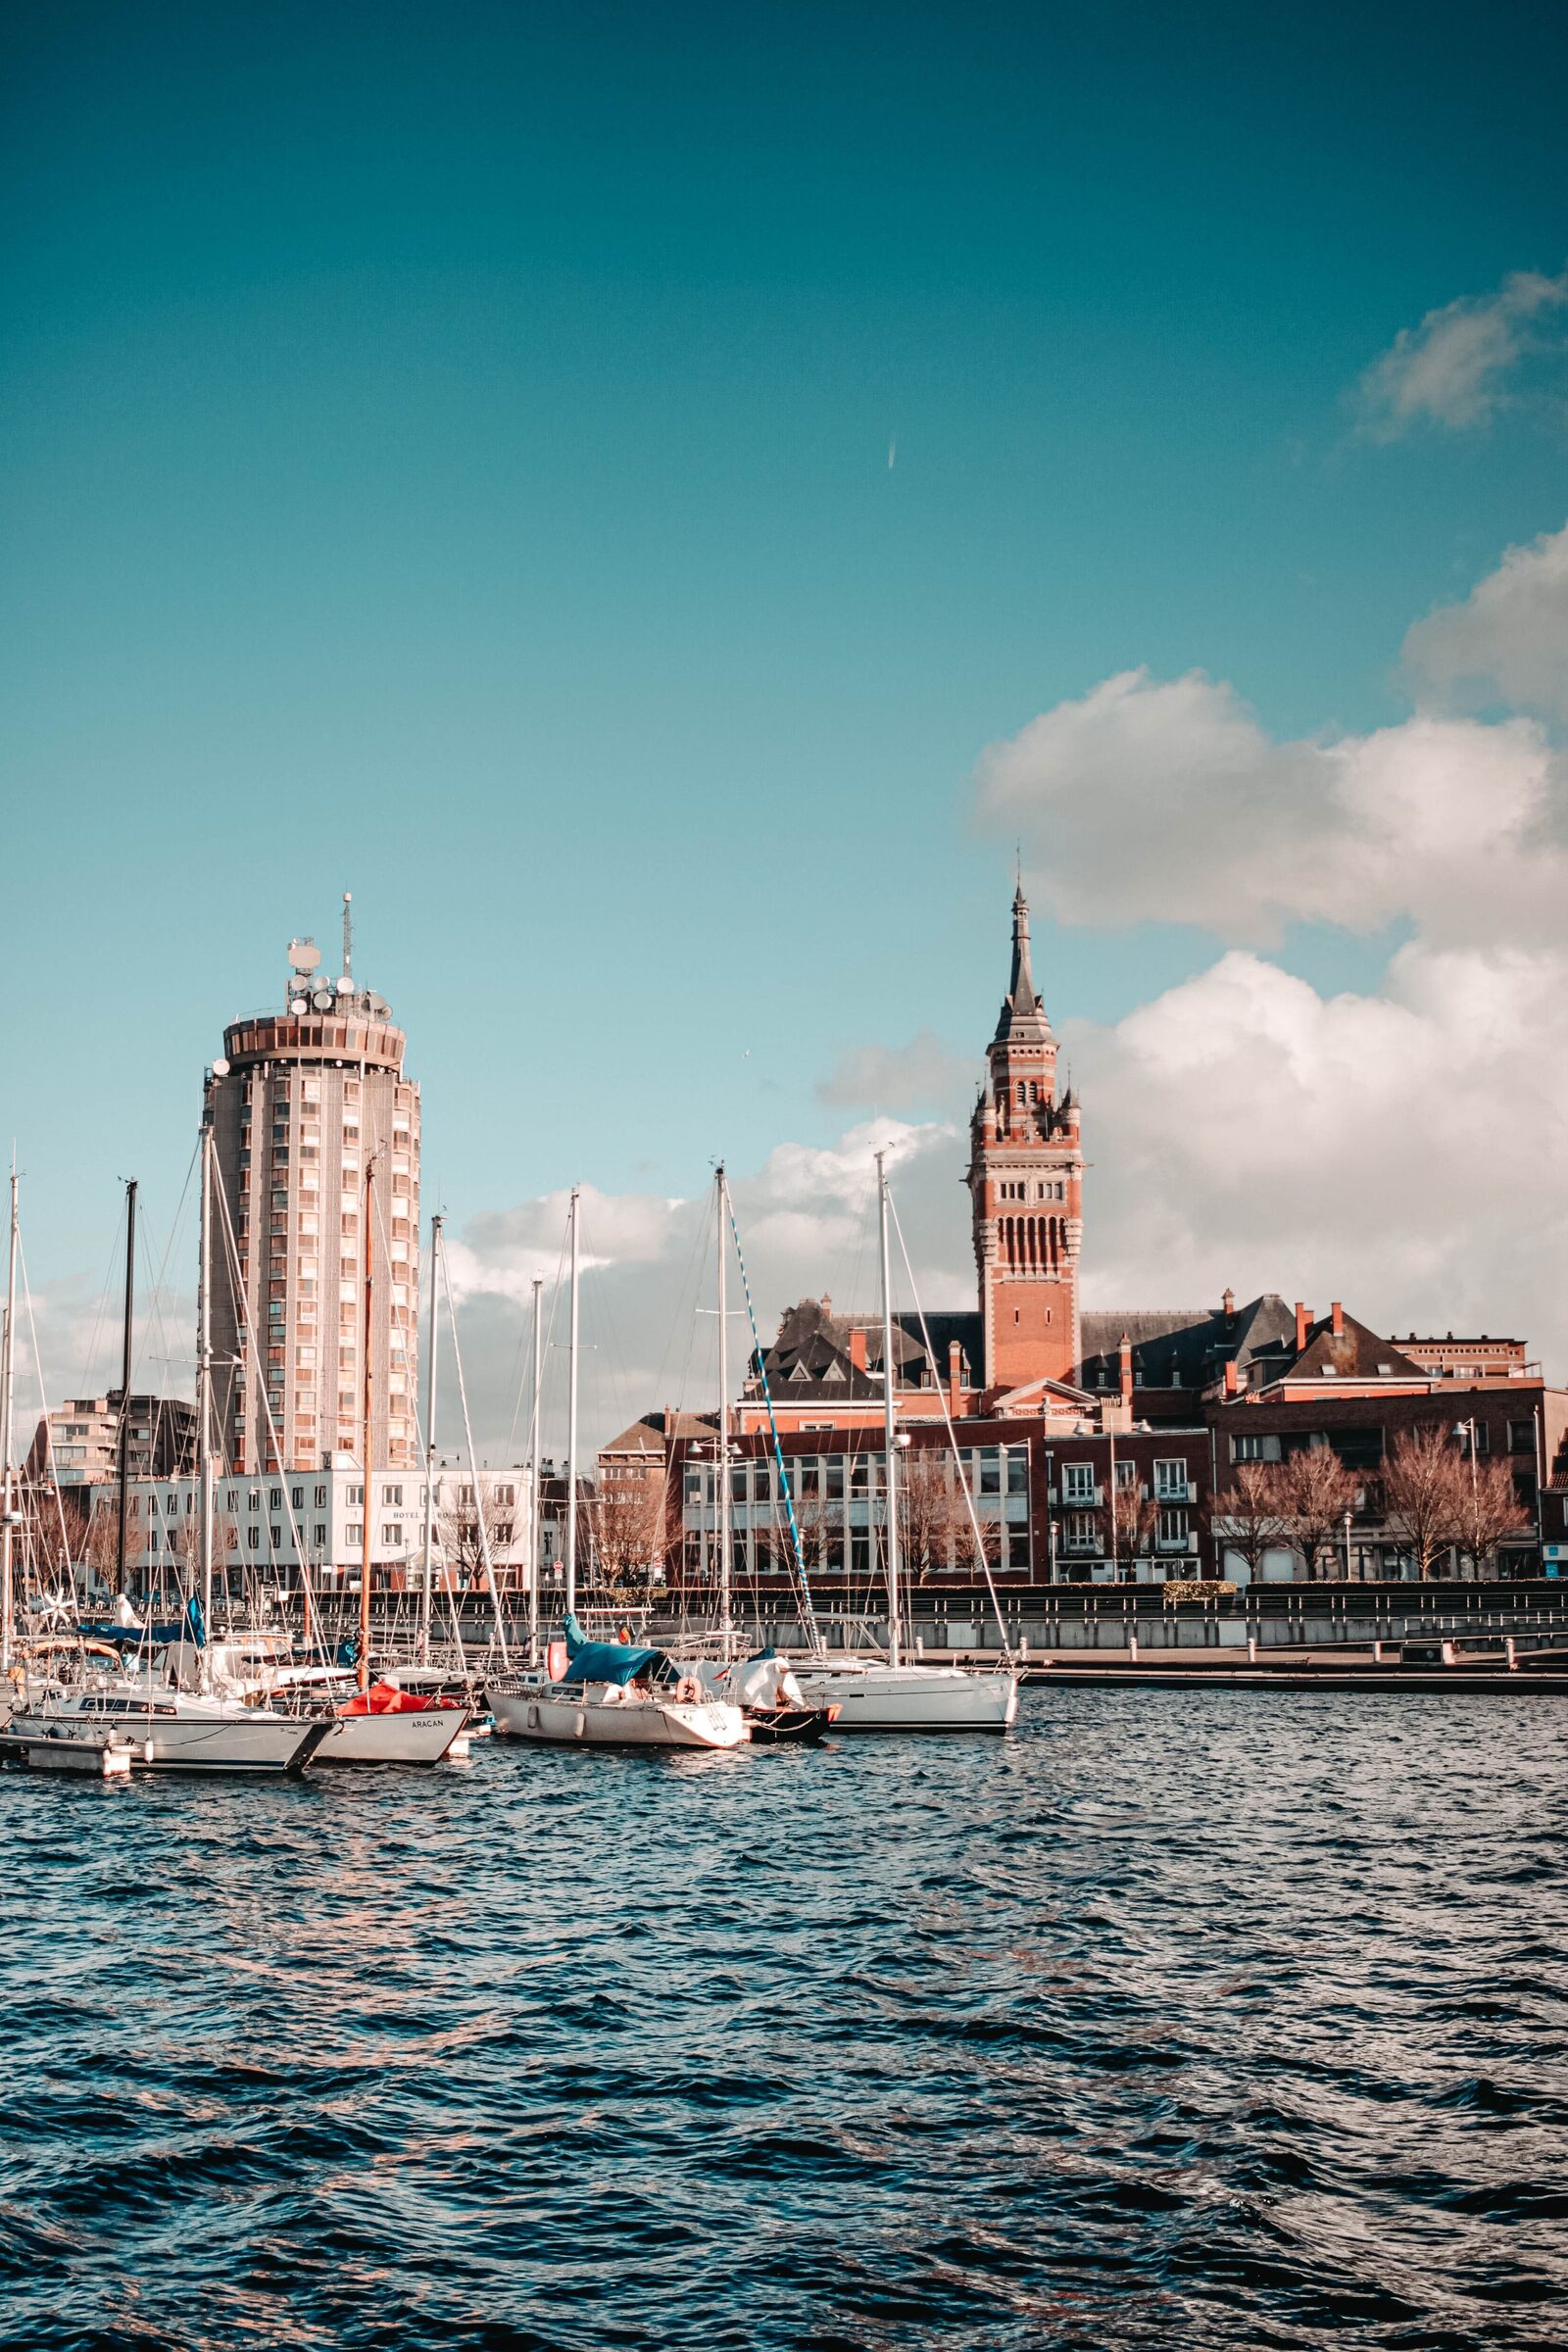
left=341, top=891, right=354, bottom=990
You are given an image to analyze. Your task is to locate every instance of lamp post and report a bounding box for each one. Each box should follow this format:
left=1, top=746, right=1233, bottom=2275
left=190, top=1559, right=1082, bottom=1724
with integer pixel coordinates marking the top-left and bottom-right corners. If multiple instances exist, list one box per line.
left=1454, top=1419, right=1480, bottom=1581
left=1043, top=1447, right=1056, bottom=1585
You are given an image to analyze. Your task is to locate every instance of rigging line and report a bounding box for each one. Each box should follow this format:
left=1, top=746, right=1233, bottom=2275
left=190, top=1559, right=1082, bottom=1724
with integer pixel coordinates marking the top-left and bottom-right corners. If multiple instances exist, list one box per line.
left=136, top=1142, right=199, bottom=1462
left=210, top=1169, right=323, bottom=1656
left=17, top=1233, right=79, bottom=1622
left=505, top=1214, right=570, bottom=1462
left=438, top=1241, right=511, bottom=1670
left=886, top=1185, right=1016, bottom=1668
left=76, top=1195, right=129, bottom=1405
left=725, top=1199, right=823, bottom=1657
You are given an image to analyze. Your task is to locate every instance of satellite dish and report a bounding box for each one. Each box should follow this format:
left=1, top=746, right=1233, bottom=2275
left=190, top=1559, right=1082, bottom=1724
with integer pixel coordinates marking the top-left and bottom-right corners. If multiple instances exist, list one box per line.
left=311, top=988, right=334, bottom=1012
left=335, top=976, right=352, bottom=995
left=212, top=1057, right=230, bottom=1077
left=289, top=997, right=308, bottom=1014
left=287, top=938, right=321, bottom=974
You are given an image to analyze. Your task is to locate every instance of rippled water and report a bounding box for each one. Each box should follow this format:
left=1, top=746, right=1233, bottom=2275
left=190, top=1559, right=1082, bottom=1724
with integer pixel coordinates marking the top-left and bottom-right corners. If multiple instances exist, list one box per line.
left=3, top=1690, right=1566, bottom=2351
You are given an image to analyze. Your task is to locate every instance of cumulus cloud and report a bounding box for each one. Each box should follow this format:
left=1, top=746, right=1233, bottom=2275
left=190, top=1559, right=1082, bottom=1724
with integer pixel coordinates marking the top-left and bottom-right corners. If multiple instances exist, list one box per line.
left=441, top=522, right=1568, bottom=1449
left=816, top=1028, right=970, bottom=1112
left=976, top=665, right=1567, bottom=947
left=1404, top=518, right=1568, bottom=722
left=1069, top=942, right=1568, bottom=1361
left=442, top=1116, right=967, bottom=1455
left=1355, top=267, right=1568, bottom=436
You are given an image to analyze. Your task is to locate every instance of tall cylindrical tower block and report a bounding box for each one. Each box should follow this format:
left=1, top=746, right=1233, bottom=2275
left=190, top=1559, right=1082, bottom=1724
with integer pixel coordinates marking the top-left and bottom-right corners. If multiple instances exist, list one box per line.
left=205, top=928, right=419, bottom=1475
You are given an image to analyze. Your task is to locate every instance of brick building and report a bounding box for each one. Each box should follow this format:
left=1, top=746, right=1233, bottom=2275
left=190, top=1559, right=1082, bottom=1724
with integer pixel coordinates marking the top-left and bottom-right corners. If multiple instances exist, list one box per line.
left=660, top=887, right=1565, bottom=1590
left=26, top=1392, right=197, bottom=1490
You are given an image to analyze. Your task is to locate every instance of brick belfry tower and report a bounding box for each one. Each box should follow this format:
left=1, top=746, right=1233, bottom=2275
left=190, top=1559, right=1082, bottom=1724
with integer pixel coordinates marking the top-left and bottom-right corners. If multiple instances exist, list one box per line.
left=965, top=881, right=1084, bottom=1392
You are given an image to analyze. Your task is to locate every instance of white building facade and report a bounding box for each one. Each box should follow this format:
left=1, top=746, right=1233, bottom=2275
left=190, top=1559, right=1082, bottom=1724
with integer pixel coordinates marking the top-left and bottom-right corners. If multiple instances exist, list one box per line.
left=123, top=1465, right=534, bottom=1597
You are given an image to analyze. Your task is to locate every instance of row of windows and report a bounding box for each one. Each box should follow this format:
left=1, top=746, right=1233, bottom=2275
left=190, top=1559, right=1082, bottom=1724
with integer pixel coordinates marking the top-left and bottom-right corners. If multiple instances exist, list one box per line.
left=1232, top=1421, right=1538, bottom=1466
left=1061, top=1459, right=1191, bottom=1501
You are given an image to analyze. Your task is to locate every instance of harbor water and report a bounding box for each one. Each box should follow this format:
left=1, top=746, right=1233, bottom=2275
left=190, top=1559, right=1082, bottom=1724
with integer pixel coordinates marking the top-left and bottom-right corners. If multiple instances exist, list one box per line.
left=2, top=1689, right=1565, bottom=2351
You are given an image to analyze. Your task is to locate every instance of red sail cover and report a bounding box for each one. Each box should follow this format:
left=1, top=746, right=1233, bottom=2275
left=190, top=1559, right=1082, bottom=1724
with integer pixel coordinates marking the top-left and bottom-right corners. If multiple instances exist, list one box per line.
left=336, top=1681, right=463, bottom=1716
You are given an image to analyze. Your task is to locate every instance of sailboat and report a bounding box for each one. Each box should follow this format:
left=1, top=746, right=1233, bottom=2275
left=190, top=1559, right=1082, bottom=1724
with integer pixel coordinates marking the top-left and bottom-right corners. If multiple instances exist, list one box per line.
left=789, top=1153, right=1019, bottom=1733
left=10, top=1140, right=328, bottom=1774
left=669, top=1165, right=837, bottom=1742
left=487, top=1187, right=749, bottom=1751
left=295, top=1151, right=466, bottom=1764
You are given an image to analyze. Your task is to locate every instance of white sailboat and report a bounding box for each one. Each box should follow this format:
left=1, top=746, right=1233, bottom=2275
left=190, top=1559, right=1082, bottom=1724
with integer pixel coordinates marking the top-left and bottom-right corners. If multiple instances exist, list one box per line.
left=488, top=1186, right=749, bottom=1751
left=9, top=1133, right=328, bottom=1774
left=790, top=1153, right=1019, bottom=1734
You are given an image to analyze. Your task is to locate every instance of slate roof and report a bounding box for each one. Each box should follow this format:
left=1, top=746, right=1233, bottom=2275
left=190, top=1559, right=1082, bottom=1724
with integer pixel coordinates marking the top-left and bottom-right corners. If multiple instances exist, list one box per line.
left=1077, top=1295, right=1300, bottom=1393
left=748, top=1298, right=982, bottom=1398
left=600, top=1408, right=716, bottom=1457
left=1280, top=1315, right=1426, bottom=1386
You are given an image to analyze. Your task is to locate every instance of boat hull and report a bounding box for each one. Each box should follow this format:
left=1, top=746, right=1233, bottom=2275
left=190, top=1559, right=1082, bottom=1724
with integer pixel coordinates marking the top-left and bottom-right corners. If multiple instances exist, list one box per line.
left=9, top=1704, right=328, bottom=1774
left=4, top=1730, right=135, bottom=1776
left=792, top=1663, right=1018, bottom=1732
left=490, top=1685, right=748, bottom=1750
left=314, top=1708, right=466, bottom=1765
left=744, top=1706, right=838, bottom=1744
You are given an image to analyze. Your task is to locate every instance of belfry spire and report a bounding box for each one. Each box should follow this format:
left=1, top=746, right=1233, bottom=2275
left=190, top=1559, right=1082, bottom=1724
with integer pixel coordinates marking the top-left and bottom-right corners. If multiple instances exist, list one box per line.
left=995, top=879, right=1051, bottom=1043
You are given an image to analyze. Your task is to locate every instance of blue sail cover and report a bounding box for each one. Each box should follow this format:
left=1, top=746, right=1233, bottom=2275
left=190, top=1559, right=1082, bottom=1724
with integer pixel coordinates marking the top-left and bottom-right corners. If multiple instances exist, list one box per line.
left=559, top=1612, right=664, bottom=1688
left=75, top=1618, right=191, bottom=1649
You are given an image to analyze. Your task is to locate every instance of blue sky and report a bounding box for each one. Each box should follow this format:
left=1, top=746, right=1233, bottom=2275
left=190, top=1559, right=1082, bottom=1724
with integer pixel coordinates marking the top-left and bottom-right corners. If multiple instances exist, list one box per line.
left=3, top=0, right=1566, bottom=1417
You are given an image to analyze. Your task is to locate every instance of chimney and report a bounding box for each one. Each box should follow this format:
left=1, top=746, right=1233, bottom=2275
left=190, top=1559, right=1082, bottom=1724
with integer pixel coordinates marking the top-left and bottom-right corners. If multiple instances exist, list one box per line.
left=849, top=1327, right=867, bottom=1375
left=1295, top=1300, right=1310, bottom=1355
left=1221, top=1287, right=1235, bottom=1320
left=1331, top=1300, right=1344, bottom=1337
left=1118, top=1332, right=1134, bottom=1406
left=948, top=1339, right=963, bottom=1415
left=1223, top=1359, right=1239, bottom=1397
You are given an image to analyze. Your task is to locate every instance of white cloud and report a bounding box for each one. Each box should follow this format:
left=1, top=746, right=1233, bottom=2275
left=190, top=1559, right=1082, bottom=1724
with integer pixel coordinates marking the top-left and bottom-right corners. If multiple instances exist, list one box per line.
left=1404, top=518, right=1568, bottom=722
left=976, top=665, right=1567, bottom=948
left=442, top=1116, right=965, bottom=1455
left=816, top=1028, right=970, bottom=1112
left=443, top=523, right=1568, bottom=1447
left=1355, top=267, right=1568, bottom=436
left=1070, top=942, right=1568, bottom=1364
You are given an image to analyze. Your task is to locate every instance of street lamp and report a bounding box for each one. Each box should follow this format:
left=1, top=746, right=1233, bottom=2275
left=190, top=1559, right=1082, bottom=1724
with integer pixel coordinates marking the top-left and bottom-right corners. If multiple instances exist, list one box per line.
left=1043, top=1447, right=1057, bottom=1585
left=1454, top=1420, right=1480, bottom=1581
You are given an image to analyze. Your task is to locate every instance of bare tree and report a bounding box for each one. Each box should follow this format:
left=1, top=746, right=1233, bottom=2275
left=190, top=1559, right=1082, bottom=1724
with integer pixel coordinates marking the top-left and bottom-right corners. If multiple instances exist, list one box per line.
left=583, top=1478, right=667, bottom=1591
left=79, top=1495, right=140, bottom=1593
left=1457, top=1456, right=1532, bottom=1579
left=1216, top=1461, right=1294, bottom=1582
left=896, top=1451, right=977, bottom=1583
left=438, top=1487, right=512, bottom=1589
left=1279, top=1445, right=1361, bottom=1579
left=1100, top=1476, right=1156, bottom=1581
left=1381, top=1427, right=1464, bottom=1581
left=791, top=1491, right=836, bottom=1578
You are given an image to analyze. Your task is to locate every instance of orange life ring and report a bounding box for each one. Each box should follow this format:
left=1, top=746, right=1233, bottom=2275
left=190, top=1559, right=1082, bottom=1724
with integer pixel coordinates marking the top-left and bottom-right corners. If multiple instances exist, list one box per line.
left=674, top=1675, right=701, bottom=1705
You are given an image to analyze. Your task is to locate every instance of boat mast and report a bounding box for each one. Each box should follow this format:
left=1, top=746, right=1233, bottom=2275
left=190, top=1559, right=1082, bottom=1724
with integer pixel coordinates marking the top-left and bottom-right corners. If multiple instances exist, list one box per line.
left=0, top=1156, right=18, bottom=1675
left=876, top=1151, right=903, bottom=1670
left=197, top=1124, right=214, bottom=1672
left=715, top=1164, right=732, bottom=1649
left=564, top=1186, right=579, bottom=1619
left=359, top=1152, right=376, bottom=1695
left=528, top=1271, right=542, bottom=1665
left=115, top=1177, right=137, bottom=1597
left=418, top=1210, right=441, bottom=1666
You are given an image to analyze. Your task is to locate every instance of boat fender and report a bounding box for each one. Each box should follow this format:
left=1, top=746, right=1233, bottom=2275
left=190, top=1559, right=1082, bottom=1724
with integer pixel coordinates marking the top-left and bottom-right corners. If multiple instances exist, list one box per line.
left=573, top=1711, right=587, bottom=1739
left=526, top=1703, right=541, bottom=1732
left=144, top=1740, right=156, bottom=1763
left=674, top=1676, right=700, bottom=1705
